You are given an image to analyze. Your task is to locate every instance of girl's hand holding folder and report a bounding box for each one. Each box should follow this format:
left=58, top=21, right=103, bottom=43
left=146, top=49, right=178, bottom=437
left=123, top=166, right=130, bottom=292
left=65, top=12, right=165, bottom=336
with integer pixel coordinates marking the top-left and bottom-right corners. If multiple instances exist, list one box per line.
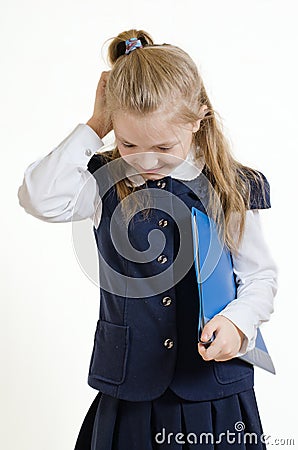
left=198, top=315, right=245, bottom=362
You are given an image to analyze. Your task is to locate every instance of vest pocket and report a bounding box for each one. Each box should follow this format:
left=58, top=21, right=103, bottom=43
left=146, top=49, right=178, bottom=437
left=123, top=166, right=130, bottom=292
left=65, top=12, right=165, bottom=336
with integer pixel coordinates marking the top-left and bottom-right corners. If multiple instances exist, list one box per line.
left=213, top=357, right=253, bottom=384
left=89, top=320, right=129, bottom=384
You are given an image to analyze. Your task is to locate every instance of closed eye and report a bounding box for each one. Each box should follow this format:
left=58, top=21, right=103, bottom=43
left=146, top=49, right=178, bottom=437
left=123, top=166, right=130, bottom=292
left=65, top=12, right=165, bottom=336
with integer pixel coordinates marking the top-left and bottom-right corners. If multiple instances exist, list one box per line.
left=121, top=143, right=174, bottom=150
left=122, top=143, right=135, bottom=148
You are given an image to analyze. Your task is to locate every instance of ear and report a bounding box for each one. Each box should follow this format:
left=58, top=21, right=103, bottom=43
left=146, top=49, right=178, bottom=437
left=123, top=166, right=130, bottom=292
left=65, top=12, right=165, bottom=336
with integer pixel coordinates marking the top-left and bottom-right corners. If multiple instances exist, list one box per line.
left=192, top=105, right=209, bottom=133
left=192, top=119, right=202, bottom=133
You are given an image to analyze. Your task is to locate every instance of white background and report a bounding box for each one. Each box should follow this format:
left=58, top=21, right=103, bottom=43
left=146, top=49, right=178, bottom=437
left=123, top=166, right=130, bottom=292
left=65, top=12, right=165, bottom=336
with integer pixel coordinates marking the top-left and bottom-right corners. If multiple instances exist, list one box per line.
left=1, top=0, right=297, bottom=448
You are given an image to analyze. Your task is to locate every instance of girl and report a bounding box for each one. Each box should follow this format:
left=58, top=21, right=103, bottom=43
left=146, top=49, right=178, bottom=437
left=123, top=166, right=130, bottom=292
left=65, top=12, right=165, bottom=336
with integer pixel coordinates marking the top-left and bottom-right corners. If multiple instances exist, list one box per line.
left=18, top=29, right=278, bottom=449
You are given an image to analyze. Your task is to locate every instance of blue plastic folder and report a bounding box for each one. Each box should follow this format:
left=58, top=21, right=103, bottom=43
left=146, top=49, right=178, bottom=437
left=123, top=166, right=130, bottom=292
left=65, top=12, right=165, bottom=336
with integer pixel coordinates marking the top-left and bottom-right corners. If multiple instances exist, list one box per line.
left=191, top=206, right=275, bottom=374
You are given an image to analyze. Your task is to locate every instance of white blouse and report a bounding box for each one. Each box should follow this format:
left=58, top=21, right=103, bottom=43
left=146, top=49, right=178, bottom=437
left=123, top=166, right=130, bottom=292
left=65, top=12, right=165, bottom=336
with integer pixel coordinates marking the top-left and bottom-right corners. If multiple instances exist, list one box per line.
left=17, top=124, right=279, bottom=356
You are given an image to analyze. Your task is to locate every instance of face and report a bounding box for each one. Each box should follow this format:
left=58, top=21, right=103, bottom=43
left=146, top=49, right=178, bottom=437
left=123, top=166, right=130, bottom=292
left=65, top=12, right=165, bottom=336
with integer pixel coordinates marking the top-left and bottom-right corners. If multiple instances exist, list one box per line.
left=112, top=109, right=203, bottom=181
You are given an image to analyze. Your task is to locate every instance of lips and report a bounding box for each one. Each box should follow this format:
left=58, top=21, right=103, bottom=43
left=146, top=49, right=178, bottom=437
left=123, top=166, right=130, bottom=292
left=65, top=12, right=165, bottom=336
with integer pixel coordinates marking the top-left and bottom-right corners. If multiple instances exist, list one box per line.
left=139, top=166, right=164, bottom=173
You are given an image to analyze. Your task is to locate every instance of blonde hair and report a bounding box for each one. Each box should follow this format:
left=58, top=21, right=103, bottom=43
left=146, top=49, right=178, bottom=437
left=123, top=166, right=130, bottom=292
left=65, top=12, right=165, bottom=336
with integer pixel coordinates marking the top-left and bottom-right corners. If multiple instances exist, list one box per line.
left=97, top=29, right=269, bottom=256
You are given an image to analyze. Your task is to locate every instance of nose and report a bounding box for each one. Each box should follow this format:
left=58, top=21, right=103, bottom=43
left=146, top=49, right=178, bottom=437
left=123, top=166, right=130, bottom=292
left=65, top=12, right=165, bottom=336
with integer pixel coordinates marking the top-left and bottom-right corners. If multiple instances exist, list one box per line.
left=137, top=152, right=160, bottom=170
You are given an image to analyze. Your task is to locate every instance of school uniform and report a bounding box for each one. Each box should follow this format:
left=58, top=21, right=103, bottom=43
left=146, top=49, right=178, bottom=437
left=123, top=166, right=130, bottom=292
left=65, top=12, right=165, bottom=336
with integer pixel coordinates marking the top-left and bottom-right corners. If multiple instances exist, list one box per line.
left=18, top=124, right=278, bottom=449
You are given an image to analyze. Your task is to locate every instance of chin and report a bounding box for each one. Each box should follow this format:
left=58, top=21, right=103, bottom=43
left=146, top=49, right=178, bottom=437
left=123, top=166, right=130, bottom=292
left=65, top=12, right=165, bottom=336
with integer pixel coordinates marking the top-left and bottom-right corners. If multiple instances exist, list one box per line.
left=143, top=173, right=165, bottom=181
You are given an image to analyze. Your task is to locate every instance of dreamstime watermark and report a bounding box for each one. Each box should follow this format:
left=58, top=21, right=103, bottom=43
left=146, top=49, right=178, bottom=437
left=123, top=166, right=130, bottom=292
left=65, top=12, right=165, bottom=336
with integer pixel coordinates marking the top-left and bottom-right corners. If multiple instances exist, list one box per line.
left=154, top=421, right=295, bottom=446
left=71, top=152, right=230, bottom=296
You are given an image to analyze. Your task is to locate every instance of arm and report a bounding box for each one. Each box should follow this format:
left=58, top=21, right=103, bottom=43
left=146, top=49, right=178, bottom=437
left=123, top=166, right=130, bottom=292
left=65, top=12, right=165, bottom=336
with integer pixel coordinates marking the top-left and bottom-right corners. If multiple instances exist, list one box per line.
left=218, top=209, right=278, bottom=355
left=199, top=209, right=278, bottom=361
left=18, top=124, right=104, bottom=227
left=18, top=71, right=112, bottom=227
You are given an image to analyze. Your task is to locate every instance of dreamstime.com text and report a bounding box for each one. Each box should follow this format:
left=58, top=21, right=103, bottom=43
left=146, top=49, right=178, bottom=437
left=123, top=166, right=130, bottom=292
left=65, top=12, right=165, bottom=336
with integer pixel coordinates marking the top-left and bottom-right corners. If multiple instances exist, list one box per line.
left=154, top=422, right=295, bottom=446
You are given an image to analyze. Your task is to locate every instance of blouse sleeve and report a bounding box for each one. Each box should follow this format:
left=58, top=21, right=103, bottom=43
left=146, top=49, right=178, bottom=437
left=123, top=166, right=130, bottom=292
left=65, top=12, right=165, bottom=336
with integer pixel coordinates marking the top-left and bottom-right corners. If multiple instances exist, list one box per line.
left=217, top=171, right=279, bottom=356
left=18, top=124, right=105, bottom=227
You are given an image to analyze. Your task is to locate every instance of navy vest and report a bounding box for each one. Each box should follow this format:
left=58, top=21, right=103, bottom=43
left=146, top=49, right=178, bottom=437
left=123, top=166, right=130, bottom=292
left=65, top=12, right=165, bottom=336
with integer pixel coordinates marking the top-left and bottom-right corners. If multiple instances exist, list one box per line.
left=86, top=152, right=271, bottom=401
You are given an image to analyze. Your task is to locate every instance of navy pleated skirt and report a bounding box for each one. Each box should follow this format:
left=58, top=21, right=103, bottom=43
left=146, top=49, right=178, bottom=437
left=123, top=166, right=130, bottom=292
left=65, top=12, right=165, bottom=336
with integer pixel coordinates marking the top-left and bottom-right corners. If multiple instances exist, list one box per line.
left=74, top=387, right=266, bottom=449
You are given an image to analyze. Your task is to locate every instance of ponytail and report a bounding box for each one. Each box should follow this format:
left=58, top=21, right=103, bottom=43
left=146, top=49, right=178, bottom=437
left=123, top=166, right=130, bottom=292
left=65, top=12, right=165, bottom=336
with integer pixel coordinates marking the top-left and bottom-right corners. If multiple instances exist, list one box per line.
left=107, top=29, right=154, bottom=65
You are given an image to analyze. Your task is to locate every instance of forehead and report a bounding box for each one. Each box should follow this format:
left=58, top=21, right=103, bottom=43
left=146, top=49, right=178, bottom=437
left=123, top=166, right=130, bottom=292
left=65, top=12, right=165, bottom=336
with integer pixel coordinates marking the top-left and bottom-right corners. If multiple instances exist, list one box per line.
left=112, top=110, right=190, bottom=143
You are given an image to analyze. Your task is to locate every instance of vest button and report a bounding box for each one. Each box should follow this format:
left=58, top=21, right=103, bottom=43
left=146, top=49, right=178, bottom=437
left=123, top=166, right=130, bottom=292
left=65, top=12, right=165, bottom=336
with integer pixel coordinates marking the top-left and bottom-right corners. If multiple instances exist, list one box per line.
left=156, top=180, right=166, bottom=189
left=162, top=296, right=172, bottom=306
left=157, top=254, right=168, bottom=264
left=158, top=218, right=168, bottom=227
left=164, top=338, right=174, bottom=349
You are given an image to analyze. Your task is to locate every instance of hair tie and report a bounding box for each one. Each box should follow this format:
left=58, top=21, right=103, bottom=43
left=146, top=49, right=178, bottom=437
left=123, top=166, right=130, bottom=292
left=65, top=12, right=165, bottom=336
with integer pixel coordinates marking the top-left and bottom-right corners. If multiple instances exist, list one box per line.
left=125, top=38, right=143, bottom=55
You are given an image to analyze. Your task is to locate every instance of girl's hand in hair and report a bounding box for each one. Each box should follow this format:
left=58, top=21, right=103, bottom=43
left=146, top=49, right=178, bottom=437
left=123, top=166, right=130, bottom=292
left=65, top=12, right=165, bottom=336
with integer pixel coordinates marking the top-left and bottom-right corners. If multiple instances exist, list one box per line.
left=198, top=315, right=245, bottom=361
left=86, top=71, right=112, bottom=139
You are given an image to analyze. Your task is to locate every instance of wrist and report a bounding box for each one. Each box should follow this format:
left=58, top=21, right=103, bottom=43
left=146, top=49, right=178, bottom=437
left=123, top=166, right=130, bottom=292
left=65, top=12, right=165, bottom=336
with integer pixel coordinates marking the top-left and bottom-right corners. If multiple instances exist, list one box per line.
left=86, top=116, right=106, bottom=139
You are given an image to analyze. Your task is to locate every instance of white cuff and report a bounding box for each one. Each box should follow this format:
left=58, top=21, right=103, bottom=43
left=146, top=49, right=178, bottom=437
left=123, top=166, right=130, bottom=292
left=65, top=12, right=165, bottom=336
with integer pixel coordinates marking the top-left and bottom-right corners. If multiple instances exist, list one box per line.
left=58, top=123, right=104, bottom=166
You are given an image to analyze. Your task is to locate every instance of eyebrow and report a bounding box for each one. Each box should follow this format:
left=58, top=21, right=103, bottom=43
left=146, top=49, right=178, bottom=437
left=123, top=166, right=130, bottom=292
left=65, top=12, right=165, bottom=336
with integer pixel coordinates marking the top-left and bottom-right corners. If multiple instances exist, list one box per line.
left=116, top=135, right=178, bottom=146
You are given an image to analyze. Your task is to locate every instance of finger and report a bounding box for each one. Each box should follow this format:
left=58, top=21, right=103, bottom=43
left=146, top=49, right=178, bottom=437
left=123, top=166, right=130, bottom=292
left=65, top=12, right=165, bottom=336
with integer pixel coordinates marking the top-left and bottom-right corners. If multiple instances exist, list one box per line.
left=198, top=342, right=209, bottom=359
left=198, top=340, right=220, bottom=359
left=198, top=341, right=233, bottom=362
left=198, top=342, right=208, bottom=352
left=200, top=317, right=219, bottom=344
left=203, top=339, right=223, bottom=361
left=101, top=70, right=111, bottom=81
left=205, top=331, right=238, bottom=361
left=214, top=354, right=235, bottom=362
left=96, top=71, right=110, bottom=90
left=200, top=325, right=229, bottom=361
